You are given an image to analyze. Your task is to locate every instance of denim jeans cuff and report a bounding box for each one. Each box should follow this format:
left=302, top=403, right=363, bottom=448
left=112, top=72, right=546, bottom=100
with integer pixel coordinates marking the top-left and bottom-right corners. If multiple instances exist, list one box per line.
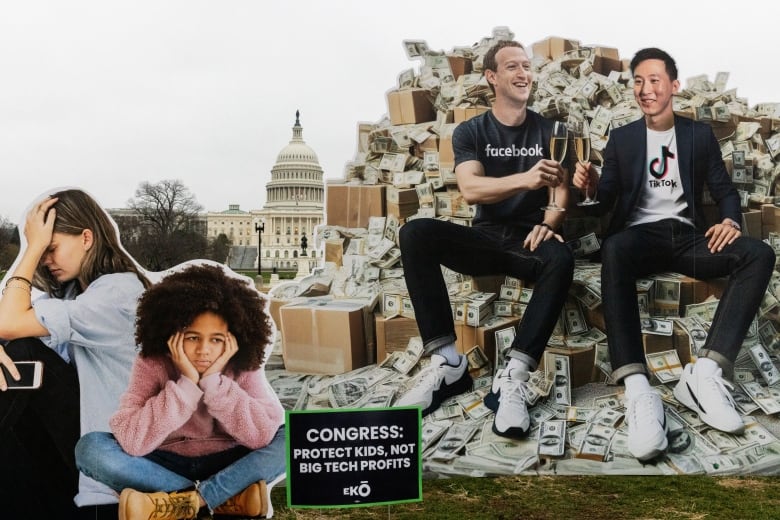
left=423, top=334, right=458, bottom=356
left=610, top=363, right=648, bottom=384
left=507, top=350, right=538, bottom=371
left=696, top=349, right=734, bottom=380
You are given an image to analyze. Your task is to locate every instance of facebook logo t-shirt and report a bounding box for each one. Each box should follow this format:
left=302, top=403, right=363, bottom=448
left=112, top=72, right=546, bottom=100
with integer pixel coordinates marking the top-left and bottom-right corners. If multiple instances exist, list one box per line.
left=452, top=109, right=552, bottom=227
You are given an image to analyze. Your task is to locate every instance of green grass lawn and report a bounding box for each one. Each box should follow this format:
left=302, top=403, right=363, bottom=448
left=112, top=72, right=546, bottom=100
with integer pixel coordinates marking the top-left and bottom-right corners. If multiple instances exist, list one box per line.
left=268, top=475, right=780, bottom=519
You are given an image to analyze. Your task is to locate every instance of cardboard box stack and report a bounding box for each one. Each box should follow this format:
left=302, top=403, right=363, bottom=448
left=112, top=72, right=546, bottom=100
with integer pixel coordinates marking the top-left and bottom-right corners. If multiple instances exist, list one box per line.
left=275, top=28, right=780, bottom=391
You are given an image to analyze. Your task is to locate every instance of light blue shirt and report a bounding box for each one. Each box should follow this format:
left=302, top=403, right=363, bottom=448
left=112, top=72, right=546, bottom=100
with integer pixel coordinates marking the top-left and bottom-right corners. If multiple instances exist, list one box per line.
left=33, top=272, right=144, bottom=506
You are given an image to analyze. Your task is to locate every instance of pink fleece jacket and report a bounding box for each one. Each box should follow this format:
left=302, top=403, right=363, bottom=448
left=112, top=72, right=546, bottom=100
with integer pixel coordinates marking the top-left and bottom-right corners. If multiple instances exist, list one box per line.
left=110, top=355, right=285, bottom=457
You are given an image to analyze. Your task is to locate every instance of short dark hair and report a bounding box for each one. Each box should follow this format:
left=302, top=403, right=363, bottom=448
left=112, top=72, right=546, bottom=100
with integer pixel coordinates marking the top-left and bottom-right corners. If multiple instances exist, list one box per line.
left=483, top=40, right=526, bottom=95
left=630, top=47, right=678, bottom=81
left=135, top=263, right=272, bottom=372
left=483, top=40, right=525, bottom=73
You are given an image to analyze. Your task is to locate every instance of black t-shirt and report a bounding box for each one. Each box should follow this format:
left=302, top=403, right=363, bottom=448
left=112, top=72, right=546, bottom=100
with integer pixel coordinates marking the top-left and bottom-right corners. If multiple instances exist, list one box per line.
left=453, top=109, right=552, bottom=227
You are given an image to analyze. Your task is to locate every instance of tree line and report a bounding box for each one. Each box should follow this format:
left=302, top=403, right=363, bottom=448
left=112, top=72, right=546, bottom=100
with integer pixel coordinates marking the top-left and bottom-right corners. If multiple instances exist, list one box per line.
left=0, top=179, right=232, bottom=274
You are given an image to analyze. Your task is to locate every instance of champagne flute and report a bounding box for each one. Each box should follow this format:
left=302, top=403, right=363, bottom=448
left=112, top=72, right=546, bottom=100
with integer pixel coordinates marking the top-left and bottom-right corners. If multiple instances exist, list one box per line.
left=573, top=119, right=599, bottom=206
left=542, top=121, right=567, bottom=212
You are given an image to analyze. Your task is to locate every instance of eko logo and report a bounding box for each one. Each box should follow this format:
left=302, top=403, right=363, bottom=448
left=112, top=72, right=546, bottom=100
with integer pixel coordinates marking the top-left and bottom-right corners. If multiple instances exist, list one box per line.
left=484, top=143, right=543, bottom=157
left=343, top=480, right=371, bottom=498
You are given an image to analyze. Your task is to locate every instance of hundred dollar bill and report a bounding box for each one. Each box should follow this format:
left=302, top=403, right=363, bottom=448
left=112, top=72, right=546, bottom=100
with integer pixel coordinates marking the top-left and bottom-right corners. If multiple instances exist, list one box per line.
left=328, top=367, right=397, bottom=408
left=733, top=368, right=755, bottom=384
left=593, top=392, right=623, bottom=410
left=393, top=337, right=424, bottom=375
left=564, top=299, right=588, bottom=336
left=493, top=300, right=513, bottom=317
left=742, top=420, right=778, bottom=447
left=528, top=402, right=558, bottom=431
left=565, top=406, right=597, bottom=423
left=466, top=345, right=490, bottom=371
left=589, top=407, right=624, bottom=428
left=383, top=292, right=402, bottom=318
left=402, top=39, right=429, bottom=59
left=430, top=422, right=479, bottom=461
left=499, top=284, right=522, bottom=302
left=731, top=385, right=761, bottom=415
left=546, top=353, right=571, bottom=406
left=758, top=319, right=780, bottom=352
left=457, top=391, right=493, bottom=420
left=353, top=384, right=397, bottom=409
left=429, top=400, right=463, bottom=421
left=685, top=299, right=719, bottom=322
left=739, top=381, right=780, bottom=415
left=646, top=350, right=683, bottom=383
left=747, top=343, right=780, bottom=386
left=571, top=282, right=601, bottom=309
left=576, top=423, right=615, bottom=461
left=422, top=420, right=452, bottom=448
left=640, top=317, right=674, bottom=336
left=566, top=327, right=607, bottom=349
left=538, top=420, right=567, bottom=457
left=674, top=315, right=709, bottom=356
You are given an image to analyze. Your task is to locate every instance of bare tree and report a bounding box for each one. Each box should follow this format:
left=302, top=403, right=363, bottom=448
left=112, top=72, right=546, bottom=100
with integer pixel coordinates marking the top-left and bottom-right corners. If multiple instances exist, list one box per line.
left=0, top=216, right=20, bottom=272
left=122, top=180, right=208, bottom=271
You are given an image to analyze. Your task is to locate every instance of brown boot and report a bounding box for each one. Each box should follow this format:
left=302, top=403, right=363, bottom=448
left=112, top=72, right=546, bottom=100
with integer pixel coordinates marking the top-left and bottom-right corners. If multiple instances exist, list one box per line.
left=213, top=480, right=268, bottom=517
left=118, top=488, right=199, bottom=520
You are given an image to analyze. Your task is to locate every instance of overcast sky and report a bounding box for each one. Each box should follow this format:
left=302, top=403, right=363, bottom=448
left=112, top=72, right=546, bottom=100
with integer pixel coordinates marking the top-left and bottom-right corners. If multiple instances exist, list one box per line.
left=1, top=0, right=777, bottom=223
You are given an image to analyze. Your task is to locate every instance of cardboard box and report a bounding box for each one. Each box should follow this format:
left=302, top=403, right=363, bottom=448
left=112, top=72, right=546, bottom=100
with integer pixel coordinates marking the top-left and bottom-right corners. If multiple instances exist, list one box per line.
left=386, top=186, right=419, bottom=205
left=761, top=204, right=780, bottom=237
left=544, top=346, right=597, bottom=388
left=453, top=105, right=490, bottom=124
left=375, top=313, right=420, bottom=364
left=531, top=36, right=579, bottom=60
left=477, top=316, right=522, bottom=367
left=447, top=56, right=473, bottom=80
left=324, top=238, right=344, bottom=267
left=742, top=209, right=762, bottom=238
left=281, top=299, right=367, bottom=374
left=672, top=328, right=694, bottom=366
left=268, top=297, right=289, bottom=331
left=386, top=201, right=419, bottom=221
left=326, top=183, right=386, bottom=229
left=592, top=47, right=622, bottom=76
left=438, top=133, right=455, bottom=166
left=642, top=333, right=674, bottom=356
left=386, top=88, right=435, bottom=125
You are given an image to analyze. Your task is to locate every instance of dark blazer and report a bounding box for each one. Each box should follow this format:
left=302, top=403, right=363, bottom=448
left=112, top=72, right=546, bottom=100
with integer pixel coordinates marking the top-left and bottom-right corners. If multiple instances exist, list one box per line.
left=597, top=115, right=741, bottom=237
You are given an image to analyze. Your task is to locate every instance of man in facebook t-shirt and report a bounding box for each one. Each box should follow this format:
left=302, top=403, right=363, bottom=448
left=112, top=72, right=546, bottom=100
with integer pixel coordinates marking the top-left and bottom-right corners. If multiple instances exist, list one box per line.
left=396, top=40, right=574, bottom=440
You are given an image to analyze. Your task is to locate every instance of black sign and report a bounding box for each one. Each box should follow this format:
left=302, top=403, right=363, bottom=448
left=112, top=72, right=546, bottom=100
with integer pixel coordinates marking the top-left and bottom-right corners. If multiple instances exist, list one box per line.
left=286, top=407, right=422, bottom=508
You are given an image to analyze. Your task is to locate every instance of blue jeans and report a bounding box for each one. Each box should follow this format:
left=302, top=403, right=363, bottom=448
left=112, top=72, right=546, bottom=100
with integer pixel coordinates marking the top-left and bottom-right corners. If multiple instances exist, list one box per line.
left=75, top=426, right=286, bottom=511
left=399, top=218, right=574, bottom=369
left=601, top=219, right=776, bottom=382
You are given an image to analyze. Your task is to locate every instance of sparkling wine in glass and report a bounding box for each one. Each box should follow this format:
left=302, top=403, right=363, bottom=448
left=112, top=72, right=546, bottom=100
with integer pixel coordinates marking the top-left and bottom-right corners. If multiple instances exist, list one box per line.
left=573, top=120, right=599, bottom=206
left=542, top=121, right=567, bottom=212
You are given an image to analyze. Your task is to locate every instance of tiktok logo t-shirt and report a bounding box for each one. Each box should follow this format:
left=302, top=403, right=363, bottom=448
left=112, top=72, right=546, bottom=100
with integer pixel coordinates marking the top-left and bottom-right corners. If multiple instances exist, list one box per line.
left=627, top=127, right=694, bottom=228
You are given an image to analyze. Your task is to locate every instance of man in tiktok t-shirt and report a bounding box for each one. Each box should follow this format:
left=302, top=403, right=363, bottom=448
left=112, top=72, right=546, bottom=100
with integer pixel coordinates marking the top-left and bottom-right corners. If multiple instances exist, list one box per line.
left=573, top=47, right=775, bottom=463
left=397, top=40, right=574, bottom=440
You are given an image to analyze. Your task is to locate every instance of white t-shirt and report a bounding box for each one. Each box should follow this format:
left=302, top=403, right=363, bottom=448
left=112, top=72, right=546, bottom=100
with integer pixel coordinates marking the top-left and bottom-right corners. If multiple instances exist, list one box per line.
left=627, top=127, right=694, bottom=228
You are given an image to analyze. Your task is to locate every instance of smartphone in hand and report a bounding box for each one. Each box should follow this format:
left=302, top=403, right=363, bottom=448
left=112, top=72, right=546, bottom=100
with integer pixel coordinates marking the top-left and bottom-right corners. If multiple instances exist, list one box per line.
left=1, top=361, right=43, bottom=389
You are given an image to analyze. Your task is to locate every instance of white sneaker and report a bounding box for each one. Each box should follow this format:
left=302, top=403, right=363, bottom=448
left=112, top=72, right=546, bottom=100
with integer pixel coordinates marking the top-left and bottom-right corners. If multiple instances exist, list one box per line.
left=488, top=368, right=531, bottom=439
left=625, top=389, right=668, bottom=462
left=395, top=354, right=472, bottom=416
left=673, top=363, right=745, bottom=434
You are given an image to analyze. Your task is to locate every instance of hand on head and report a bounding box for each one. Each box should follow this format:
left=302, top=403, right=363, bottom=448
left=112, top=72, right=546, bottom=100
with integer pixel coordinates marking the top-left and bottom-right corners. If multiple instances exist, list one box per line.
left=24, top=196, right=59, bottom=253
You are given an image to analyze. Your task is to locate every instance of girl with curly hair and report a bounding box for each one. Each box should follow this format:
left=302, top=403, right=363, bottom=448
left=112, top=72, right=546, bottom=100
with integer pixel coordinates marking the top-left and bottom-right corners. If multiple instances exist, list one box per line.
left=76, top=263, right=285, bottom=520
left=0, top=189, right=151, bottom=518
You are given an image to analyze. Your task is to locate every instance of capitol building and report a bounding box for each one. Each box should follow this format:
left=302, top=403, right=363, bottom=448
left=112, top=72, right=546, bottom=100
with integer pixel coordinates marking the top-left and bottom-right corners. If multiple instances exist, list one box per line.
left=207, top=111, right=324, bottom=273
